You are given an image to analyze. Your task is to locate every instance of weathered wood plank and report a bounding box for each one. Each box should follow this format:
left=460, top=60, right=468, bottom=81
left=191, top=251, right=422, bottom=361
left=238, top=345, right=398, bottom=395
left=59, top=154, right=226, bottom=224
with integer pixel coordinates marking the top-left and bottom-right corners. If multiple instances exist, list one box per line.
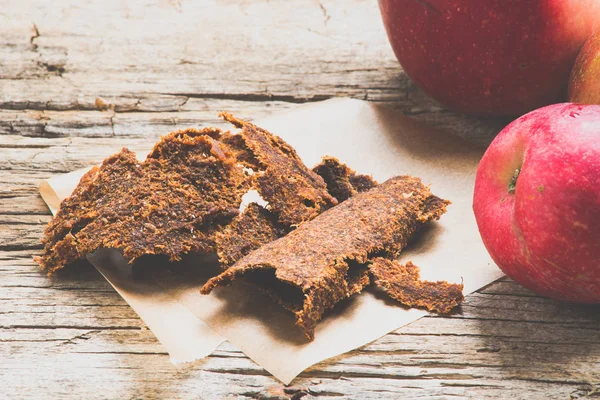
left=1, top=258, right=599, bottom=397
left=0, top=0, right=510, bottom=145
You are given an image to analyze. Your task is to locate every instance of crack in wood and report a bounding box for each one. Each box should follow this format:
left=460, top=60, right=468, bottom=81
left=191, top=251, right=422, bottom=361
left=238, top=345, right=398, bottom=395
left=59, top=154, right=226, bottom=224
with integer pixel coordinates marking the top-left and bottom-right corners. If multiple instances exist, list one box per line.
left=477, top=291, right=541, bottom=299
left=206, top=368, right=274, bottom=378
left=36, top=61, right=66, bottom=77
left=317, top=0, right=331, bottom=25
left=0, top=97, right=296, bottom=112
left=571, top=384, right=600, bottom=399
left=511, top=377, right=597, bottom=386
left=296, top=370, right=480, bottom=381
left=307, top=387, right=344, bottom=397
left=60, top=329, right=101, bottom=345
left=440, top=382, right=502, bottom=388
left=424, top=315, right=600, bottom=326
left=0, top=244, right=44, bottom=251
left=1, top=324, right=142, bottom=330
left=109, top=114, right=115, bottom=136
left=160, top=92, right=332, bottom=104
left=29, top=23, right=40, bottom=51
left=73, top=350, right=169, bottom=355
left=177, top=97, right=189, bottom=110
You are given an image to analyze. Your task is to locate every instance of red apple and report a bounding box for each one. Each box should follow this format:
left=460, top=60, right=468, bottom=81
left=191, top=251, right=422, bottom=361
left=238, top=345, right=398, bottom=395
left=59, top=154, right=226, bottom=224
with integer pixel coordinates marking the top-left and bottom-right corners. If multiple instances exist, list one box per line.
left=473, top=103, right=600, bottom=303
left=379, top=0, right=600, bottom=115
left=569, top=31, right=600, bottom=104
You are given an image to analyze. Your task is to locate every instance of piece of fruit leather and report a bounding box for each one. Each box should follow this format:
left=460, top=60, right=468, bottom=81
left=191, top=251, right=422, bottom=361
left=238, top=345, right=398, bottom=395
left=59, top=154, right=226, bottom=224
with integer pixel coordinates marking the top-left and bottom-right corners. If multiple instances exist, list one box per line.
left=368, top=258, right=464, bottom=314
left=35, top=128, right=249, bottom=275
left=312, top=156, right=377, bottom=202
left=201, top=176, right=450, bottom=340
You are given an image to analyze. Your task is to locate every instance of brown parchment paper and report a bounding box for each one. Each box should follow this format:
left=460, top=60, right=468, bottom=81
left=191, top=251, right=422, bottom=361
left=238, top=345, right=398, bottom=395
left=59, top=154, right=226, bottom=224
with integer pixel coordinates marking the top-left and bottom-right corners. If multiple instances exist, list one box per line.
left=38, top=98, right=503, bottom=384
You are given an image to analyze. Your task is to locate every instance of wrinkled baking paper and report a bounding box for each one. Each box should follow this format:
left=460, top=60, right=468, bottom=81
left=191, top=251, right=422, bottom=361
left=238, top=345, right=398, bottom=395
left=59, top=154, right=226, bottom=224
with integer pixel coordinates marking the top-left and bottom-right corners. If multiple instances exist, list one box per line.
left=39, top=98, right=503, bottom=384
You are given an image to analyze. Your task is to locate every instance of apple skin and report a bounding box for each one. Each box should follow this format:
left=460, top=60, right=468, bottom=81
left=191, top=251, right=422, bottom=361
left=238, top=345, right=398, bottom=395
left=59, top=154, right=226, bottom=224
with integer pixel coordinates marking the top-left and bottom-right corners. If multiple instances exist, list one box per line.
left=569, top=31, right=600, bottom=104
left=473, top=103, right=600, bottom=303
left=379, top=0, right=600, bottom=116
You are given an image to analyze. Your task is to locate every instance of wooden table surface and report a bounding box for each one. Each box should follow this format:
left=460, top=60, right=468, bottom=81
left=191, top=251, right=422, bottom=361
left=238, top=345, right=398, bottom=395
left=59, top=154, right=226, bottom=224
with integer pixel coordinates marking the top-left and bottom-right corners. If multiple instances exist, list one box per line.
left=2, top=1, right=599, bottom=399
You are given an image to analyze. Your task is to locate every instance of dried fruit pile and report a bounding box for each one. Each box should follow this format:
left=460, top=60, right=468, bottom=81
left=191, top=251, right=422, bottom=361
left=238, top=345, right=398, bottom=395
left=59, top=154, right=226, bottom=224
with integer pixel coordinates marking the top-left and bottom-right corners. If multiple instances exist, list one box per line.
left=36, top=114, right=463, bottom=340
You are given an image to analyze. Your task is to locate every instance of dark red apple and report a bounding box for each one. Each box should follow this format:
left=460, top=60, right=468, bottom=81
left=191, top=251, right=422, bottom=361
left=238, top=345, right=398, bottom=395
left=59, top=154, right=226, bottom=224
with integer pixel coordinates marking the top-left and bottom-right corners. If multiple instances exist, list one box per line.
left=473, top=103, right=600, bottom=303
left=379, top=0, right=600, bottom=115
left=569, top=31, right=600, bottom=104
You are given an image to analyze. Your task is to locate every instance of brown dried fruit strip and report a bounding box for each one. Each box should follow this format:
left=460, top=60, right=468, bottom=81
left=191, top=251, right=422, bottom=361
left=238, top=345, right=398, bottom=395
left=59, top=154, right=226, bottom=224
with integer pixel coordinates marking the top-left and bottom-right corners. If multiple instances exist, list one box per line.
left=220, top=112, right=337, bottom=227
left=35, top=128, right=250, bottom=274
left=312, top=156, right=377, bottom=202
left=368, top=258, right=464, bottom=314
left=201, top=176, right=450, bottom=340
left=215, top=203, right=288, bottom=268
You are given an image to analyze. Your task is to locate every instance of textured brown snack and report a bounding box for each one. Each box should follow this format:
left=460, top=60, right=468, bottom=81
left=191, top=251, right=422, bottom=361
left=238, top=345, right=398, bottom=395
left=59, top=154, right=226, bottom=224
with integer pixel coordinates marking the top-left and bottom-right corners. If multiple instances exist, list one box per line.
left=201, top=176, right=450, bottom=340
left=368, top=258, right=464, bottom=314
left=312, top=156, right=377, bottom=202
left=217, top=157, right=377, bottom=268
left=35, top=128, right=250, bottom=274
left=215, top=203, right=287, bottom=268
left=37, top=114, right=344, bottom=275
left=220, top=112, right=337, bottom=227
left=211, top=114, right=342, bottom=268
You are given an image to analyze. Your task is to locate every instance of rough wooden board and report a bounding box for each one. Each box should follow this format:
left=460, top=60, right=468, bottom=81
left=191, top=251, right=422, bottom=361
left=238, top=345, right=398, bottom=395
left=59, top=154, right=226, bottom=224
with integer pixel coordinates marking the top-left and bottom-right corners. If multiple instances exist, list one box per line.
left=0, top=0, right=510, bottom=145
left=1, top=0, right=600, bottom=399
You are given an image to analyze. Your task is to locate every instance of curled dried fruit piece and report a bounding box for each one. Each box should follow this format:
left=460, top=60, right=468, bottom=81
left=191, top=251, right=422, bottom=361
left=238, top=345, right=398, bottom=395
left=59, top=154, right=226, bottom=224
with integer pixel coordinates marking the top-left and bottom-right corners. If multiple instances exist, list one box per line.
left=368, top=258, right=464, bottom=314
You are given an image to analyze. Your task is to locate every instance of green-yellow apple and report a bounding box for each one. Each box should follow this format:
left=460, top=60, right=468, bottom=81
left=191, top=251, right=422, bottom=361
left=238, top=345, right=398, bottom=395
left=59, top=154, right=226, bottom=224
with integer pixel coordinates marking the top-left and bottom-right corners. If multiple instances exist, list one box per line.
left=379, top=0, right=600, bottom=115
left=569, top=31, right=600, bottom=104
left=473, top=103, right=600, bottom=302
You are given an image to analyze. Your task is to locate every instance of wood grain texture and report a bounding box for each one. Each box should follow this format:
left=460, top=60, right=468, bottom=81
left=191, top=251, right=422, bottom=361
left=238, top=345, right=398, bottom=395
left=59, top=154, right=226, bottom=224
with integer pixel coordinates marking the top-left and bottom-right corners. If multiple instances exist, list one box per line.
left=1, top=1, right=599, bottom=399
